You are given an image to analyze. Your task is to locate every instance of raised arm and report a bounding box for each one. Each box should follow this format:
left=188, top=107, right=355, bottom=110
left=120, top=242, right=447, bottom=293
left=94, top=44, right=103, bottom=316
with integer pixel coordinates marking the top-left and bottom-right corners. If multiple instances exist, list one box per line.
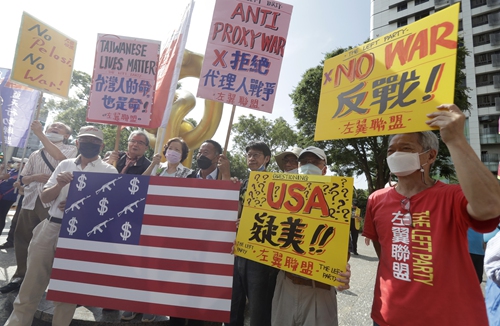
left=427, top=104, right=500, bottom=220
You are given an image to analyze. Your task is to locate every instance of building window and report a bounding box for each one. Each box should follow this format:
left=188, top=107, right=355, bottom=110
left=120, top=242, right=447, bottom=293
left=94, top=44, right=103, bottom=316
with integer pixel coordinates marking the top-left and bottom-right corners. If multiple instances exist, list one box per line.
left=397, top=19, right=408, bottom=27
left=397, top=3, right=408, bottom=11
left=471, top=0, right=487, bottom=8
left=476, top=73, right=494, bottom=86
left=458, top=20, right=463, bottom=31
left=477, top=93, right=500, bottom=107
left=473, top=33, right=491, bottom=46
left=472, top=13, right=489, bottom=27
left=415, top=11, right=430, bottom=20
left=415, top=0, right=429, bottom=4
left=475, top=53, right=492, bottom=66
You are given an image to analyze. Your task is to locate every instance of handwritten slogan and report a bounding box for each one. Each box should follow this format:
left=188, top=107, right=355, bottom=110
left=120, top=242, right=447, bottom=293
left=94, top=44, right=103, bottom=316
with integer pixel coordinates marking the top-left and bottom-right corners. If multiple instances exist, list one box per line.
left=11, top=12, right=76, bottom=98
left=235, top=172, right=353, bottom=286
left=86, top=34, right=161, bottom=127
left=315, top=3, right=460, bottom=141
left=197, top=0, right=293, bottom=113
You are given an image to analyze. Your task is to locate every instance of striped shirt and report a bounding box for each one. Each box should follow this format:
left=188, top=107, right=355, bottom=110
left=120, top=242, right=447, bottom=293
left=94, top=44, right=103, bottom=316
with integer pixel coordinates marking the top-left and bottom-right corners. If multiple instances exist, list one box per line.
left=21, top=143, right=77, bottom=209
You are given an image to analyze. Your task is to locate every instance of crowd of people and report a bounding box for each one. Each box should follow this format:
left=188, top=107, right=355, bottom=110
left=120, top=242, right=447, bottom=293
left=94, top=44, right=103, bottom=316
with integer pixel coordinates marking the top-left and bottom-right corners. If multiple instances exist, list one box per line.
left=0, top=102, right=499, bottom=326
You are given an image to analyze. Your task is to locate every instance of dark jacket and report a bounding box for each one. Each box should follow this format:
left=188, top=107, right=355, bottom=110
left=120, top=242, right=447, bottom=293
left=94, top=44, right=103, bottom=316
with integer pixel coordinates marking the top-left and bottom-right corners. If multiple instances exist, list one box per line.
left=116, top=152, right=151, bottom=175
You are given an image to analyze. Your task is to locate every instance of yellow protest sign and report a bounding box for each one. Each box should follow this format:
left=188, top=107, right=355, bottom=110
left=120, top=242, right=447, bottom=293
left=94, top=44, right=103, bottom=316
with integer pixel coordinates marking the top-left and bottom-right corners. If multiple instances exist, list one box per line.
left=11, top=12, right=76, bottom=98
left=354, top=207, right=361, bottom=230
left=315, top=3, right=459, bottom=141
left=235, top=172, right=353, bottom=286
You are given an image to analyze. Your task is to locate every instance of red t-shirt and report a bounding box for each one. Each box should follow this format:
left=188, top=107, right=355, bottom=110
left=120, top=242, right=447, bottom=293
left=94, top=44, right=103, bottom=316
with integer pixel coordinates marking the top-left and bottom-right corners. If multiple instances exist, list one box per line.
left=363, top=181, right=499, bottom=326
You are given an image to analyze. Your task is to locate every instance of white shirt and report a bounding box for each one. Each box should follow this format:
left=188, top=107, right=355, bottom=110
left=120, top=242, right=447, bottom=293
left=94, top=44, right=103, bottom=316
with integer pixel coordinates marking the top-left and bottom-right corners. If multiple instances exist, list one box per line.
left=21, top=142, right=77, bottom=209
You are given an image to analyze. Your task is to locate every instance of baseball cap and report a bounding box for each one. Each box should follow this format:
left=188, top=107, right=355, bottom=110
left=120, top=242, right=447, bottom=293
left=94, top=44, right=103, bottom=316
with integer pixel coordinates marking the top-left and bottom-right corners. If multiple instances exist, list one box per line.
left=299, top=146, right=327, bottom=165
left=275, top=147, right=302, bottom=172
left=78, top=126, right=104, bottom=141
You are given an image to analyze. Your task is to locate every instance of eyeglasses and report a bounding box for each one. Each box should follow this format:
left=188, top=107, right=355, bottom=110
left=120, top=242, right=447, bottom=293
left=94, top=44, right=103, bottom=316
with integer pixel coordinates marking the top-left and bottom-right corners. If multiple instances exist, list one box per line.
left=400, top=198, right=413, bottom=227
left=128, top=140, right=147, bottom=146
left=247, top=152, right=262, bottom=159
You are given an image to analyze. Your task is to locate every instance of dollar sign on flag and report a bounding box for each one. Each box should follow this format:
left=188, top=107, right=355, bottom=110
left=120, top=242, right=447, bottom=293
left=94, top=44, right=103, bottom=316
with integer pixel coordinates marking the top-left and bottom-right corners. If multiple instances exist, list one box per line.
left=76, top=174, right=87, bottom=191
left=128, top=177, right=140, bottom=195
left=67, top=217, right=78, bottom=235
left=98, top=197, right=109, bottom=216
left=121, top=222, right=132, bottom=241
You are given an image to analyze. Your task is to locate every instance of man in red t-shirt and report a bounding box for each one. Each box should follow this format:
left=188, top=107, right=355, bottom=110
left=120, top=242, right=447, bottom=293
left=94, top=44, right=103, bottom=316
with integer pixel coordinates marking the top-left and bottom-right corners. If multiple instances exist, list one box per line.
left=363, top=104, right=500, bottom=326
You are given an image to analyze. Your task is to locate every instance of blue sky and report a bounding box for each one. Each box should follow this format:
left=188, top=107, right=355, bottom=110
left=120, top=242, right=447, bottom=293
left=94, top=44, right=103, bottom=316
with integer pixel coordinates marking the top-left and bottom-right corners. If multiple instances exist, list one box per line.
left=1, top=0, right=371, bottom=187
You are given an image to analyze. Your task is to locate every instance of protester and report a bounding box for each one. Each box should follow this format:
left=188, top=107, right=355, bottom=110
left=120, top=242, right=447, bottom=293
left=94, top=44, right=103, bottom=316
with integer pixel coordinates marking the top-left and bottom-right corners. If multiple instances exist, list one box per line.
left=349, top=202, right=361, bottom=256
left=0, top=121, right=77, bottom=294
left=363, top=104, right=500, bottom=325
left=229, top=141, right=277, bottom=326
left=188, top=139, right=231, bottom=180
left=0, top=178, right=24, bottom=249
left=5, top=126, right=118, bottom=326
left=0, top=162, right=21, bottom=238
left=142, top=137, right=192, bottom=178
left=104, top=130, right=151, bottom=175
left=485, top=228, right=500, bottom=325
left=274, top=147, right=302, bottom=173
left=271, top=146, right=351, bottom=326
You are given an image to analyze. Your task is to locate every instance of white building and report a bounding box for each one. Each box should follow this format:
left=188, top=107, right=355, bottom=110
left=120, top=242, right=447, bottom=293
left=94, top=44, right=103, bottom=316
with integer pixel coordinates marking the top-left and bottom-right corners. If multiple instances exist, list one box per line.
left=371, top=0, right=500, bottom=174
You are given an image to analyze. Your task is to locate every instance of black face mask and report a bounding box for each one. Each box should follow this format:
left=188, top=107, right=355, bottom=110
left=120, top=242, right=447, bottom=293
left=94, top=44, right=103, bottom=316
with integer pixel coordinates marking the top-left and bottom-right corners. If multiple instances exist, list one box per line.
left=79, top=142, right=101, bottom=158
left=197, top=155, right=213, bottom=170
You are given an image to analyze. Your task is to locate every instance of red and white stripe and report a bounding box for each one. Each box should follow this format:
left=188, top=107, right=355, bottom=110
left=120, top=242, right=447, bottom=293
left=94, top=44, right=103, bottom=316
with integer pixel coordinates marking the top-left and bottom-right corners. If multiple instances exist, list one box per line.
left=48, top=177, right=239, bottom=323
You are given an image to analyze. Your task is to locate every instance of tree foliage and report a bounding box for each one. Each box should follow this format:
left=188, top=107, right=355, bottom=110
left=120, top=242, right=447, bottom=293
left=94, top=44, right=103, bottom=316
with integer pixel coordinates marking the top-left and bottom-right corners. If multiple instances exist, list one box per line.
left=290, top=39, right=471, bottom=193
left=229, top=114, right=299, bottom=179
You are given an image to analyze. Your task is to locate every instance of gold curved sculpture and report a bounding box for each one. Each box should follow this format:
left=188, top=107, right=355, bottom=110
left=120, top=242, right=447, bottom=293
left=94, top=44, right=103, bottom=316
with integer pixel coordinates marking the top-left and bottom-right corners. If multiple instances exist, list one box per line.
left=145, top=49, right=224, bottom=167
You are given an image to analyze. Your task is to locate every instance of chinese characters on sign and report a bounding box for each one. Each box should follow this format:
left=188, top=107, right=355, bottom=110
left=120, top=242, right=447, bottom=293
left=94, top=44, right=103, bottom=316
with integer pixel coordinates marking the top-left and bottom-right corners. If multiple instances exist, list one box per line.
left=87, top=34, right=160, bottom=127
left=235, top=172, right=353, bottom=286
left=197, top=0, right=293, bottom=113
left=315, top=3, right=460, bottom=141
left=11, top=12, right=76, bottom=98
left=0, top=68, right=40, bottom=147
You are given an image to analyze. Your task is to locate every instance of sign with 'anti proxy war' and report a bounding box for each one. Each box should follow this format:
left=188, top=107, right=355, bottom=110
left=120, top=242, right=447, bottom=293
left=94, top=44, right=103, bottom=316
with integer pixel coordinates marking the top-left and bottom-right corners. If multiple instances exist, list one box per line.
left=315, top=3, right=459, bottom=141
left=236, top=172, right=353, bottom=287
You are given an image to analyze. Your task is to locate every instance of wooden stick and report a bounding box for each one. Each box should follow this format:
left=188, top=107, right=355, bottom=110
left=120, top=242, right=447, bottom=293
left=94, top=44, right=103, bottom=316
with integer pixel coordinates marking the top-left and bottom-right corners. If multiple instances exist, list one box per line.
left=223, top=105, right=236, bottom=156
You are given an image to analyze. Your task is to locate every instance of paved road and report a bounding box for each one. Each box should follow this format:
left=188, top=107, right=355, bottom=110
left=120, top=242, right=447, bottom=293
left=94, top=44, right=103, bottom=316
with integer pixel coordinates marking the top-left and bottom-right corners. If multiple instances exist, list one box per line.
left=0, top=209, right=379, bottom=325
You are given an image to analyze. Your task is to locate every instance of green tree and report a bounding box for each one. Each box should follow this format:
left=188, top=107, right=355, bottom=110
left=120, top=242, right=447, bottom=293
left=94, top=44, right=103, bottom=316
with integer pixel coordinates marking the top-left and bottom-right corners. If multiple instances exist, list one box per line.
left=291, top=39, right=471, bottom=193
left=230, top=114, right=299, bottom=179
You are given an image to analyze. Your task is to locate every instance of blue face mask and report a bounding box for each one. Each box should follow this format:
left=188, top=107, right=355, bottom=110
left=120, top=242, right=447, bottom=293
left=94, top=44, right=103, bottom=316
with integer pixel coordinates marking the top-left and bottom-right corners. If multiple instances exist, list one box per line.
left=298, top=163, right=323, bottom=175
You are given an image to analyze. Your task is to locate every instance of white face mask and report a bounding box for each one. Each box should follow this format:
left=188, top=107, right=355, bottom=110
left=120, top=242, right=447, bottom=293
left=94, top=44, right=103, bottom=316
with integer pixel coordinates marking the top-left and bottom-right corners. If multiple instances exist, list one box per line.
left=387, top=151, right=428, bottom=177
left=298, top=164, right=323, bottom=175
left=45, top=133, right=64, bottom=143
left=285, top=168, right=298, bottom=174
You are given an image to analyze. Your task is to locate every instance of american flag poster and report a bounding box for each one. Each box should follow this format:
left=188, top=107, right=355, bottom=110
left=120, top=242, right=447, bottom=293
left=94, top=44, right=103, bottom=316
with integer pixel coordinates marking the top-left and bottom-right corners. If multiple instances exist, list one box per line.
left=46, top=172, right=239, bottom=323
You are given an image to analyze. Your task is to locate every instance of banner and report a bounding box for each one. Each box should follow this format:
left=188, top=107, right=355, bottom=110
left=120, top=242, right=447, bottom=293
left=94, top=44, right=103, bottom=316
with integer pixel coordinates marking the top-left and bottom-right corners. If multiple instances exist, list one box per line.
left=235, top=172, right=353, bottom=286
left=11, top=12, right=76, bottom=98
left=0, top=68, right=40, bottom=147
left=315, top=3, right=460, bottom=141
left=86, top=34, right=161, bottom=127
left=148, top=0, right=194, bottom=129
left=197, top=0, right=293, bottom=113
left=47, top=172, right=239, bottom=323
